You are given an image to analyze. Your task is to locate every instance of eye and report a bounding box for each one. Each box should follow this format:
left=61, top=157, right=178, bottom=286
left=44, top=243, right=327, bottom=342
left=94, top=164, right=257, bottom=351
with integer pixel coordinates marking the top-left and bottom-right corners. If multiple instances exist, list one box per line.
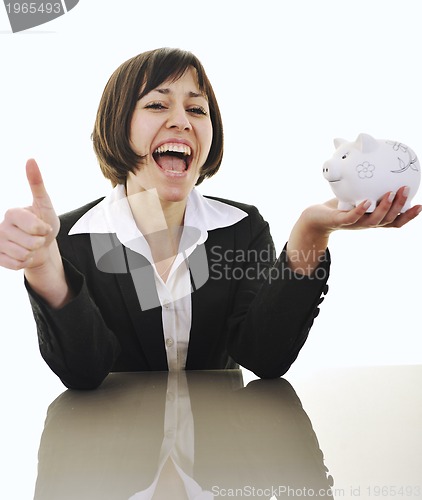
left=187, top=106, right=208, bottom=116
left=144, top=102, right=167, bottom=110
left=342, top=152, right=349, bottom=159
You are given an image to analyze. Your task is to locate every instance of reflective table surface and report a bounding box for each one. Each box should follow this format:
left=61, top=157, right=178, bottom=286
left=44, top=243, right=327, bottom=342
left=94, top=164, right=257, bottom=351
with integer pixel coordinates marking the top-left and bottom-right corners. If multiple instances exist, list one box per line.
left=7, top=365, right=422, bottom=499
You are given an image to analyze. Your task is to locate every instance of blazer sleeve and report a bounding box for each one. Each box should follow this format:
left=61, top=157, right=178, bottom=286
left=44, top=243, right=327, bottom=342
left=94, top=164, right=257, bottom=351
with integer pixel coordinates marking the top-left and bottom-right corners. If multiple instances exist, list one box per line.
left=225, top=205, right=330, bottom=379
left=25, top=257, right=121, bottom=390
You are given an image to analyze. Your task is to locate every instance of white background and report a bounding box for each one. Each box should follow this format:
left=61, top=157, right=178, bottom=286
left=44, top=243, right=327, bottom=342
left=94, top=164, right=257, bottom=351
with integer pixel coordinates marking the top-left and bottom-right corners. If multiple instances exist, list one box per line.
left=0, top=1, right=421, bottom=496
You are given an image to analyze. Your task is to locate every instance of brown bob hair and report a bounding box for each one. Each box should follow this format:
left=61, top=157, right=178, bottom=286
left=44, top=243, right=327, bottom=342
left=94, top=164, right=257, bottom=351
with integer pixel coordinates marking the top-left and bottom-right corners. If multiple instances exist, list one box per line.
left=92, top=47, right=224, bottom=186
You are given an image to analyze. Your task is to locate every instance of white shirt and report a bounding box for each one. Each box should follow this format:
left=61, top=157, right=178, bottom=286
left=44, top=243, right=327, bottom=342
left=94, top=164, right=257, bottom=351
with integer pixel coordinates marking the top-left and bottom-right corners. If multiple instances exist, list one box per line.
left=69, top=185, right=247, bottom=371
left=128, top=372, right=213, bottom=500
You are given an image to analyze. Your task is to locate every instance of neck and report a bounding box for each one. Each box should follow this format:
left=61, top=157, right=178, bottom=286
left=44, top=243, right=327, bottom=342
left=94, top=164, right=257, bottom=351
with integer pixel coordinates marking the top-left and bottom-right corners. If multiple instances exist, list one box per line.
left=126, top=187, right=186, bottom=236
left=125, top=187, right=187, bottom=282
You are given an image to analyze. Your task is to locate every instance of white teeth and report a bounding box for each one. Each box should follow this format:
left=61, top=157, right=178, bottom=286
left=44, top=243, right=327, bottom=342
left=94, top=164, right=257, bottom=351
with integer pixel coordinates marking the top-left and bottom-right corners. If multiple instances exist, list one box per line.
left=154, top=143, right=192, bottom=156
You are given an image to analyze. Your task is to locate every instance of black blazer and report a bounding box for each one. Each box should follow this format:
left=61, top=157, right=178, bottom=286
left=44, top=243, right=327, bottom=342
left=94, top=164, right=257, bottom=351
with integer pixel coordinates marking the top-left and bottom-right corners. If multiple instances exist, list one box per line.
left=27, top=196, right=330, bottom=389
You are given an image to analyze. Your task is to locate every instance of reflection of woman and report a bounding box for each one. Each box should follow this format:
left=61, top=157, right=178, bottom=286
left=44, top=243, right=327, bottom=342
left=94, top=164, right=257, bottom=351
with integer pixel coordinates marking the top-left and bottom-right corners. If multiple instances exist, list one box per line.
left=0, top=48, right=419, bottom=389
left=34, top=371, right=334, bottom=499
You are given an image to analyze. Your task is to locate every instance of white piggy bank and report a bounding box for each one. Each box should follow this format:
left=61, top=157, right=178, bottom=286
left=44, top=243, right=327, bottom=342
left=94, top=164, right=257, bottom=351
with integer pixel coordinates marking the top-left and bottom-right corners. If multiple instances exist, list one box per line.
left=322, top=133, right=420, bottom=212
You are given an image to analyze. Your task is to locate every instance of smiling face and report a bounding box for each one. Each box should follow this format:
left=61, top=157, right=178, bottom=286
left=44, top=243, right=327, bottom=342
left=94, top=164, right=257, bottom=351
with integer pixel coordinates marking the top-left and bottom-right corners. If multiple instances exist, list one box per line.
left=126, top=67, right=213, bottom=204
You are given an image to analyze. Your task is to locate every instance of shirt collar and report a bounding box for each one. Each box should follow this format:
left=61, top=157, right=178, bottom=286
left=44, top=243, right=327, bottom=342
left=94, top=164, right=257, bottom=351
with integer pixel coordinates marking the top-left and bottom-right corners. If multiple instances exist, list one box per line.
left=68, top=185, right=248, bottom=259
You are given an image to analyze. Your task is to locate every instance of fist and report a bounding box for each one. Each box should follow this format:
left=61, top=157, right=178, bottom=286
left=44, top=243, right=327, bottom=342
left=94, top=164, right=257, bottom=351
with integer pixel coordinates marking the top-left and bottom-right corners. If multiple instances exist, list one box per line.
left=0, top=159, right=60, bottom=270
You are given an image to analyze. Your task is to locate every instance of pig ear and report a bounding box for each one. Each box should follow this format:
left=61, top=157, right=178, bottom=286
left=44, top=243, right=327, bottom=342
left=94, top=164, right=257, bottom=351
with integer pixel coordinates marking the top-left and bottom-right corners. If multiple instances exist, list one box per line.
left=356, top=133, right=377, bottom=153
left=334, top=138, right=347, bottom=149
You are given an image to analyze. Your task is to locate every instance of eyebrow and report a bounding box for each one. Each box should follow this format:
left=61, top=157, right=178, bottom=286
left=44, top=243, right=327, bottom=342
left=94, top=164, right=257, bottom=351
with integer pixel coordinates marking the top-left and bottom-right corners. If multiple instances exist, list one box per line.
left=153, top=88, right=206, bottom=99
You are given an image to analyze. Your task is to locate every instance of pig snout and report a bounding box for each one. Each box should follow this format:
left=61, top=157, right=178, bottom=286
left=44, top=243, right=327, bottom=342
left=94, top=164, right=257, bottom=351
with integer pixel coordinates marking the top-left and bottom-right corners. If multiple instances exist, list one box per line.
left=322, top=160, right=342, bottom=182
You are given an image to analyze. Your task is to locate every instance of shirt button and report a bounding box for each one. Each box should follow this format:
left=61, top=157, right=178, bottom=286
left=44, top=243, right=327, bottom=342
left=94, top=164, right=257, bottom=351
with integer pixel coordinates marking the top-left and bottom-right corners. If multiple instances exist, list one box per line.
left=163, top=300, right=170, bottom=309
left=166, top=338, right=174, bottom=348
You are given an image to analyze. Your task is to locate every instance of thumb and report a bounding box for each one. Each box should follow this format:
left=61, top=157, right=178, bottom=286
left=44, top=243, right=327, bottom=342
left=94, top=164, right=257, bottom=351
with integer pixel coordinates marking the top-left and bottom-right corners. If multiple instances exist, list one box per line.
left=26, top=158, right=54, bottom=210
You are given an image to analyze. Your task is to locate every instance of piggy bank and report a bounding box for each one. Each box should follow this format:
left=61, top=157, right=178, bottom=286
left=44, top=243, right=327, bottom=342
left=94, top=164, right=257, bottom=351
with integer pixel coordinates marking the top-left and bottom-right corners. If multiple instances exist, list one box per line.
left=322, top=133, right=420, bottom=212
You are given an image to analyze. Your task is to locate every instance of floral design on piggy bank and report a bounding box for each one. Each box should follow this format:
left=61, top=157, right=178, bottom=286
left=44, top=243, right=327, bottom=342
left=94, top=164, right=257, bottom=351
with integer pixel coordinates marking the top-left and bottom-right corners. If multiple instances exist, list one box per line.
left=322, top=133, right=420, bottom=212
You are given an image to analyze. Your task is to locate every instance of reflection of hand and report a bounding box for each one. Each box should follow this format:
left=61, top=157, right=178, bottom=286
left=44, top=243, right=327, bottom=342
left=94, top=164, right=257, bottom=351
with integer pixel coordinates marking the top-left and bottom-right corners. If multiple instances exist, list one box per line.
left=304, top=187, right=422, bottom=234
left=0, top=159, right=59, bottom=270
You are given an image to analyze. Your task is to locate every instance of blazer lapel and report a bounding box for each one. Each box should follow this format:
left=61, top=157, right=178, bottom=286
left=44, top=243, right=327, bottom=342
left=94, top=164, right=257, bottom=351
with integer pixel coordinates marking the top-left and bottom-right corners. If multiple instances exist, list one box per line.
left=114, top=246, right=168, bottom=371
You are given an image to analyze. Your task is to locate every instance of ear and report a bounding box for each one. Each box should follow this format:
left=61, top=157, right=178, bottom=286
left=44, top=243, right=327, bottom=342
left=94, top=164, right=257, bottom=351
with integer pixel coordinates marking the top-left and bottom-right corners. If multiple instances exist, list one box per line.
left=334, top=138, right=347, bottom=149
left=355, top=133, right=378, bottom=153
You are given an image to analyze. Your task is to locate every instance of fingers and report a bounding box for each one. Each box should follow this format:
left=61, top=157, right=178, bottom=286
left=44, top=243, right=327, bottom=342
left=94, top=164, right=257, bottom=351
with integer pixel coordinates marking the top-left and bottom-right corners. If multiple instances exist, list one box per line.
left=333, top=200, right=371, bottom=227
left=374, top=187, right=407, bottom=225
left=0, top=238, right=40, bottom=269
left=26, top=158, right=54, bottom=210
left=390, top=204, right=422, bottom=228
left=364, top=186, right=414, bottom=227
left=385, top=186, right=409, bottom=216
left=2, top=221, right=48, bottom=249
left=357, top=192, right=397, bottom=227
left=335, top=186, right=421, bottom=230
left=25, top=159, right=60, bottom=235
left=4, top=207, right=52, bottom=235
left=0, top=252, right=33, bottom=270
left=0, top=208, right=52, bottom=270
left=1, top=160, right=59, bottom=272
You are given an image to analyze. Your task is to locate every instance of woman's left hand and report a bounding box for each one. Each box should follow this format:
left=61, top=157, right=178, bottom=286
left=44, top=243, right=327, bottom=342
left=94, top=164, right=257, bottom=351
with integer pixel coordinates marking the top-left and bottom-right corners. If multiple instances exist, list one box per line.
left=304, top=186, right=422, bottom=234
left=286, top=186, right=421, bottom=275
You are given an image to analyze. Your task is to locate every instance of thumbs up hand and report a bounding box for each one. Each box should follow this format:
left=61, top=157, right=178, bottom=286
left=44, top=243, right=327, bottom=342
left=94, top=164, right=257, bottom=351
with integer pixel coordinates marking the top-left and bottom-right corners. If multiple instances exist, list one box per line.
left=0, top=159, right=60, bottom=271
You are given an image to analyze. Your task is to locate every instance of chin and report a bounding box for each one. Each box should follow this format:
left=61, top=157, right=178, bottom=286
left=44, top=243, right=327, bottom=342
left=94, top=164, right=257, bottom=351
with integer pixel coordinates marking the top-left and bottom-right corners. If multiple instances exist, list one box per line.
left=158, top=185, right=193, bottom=204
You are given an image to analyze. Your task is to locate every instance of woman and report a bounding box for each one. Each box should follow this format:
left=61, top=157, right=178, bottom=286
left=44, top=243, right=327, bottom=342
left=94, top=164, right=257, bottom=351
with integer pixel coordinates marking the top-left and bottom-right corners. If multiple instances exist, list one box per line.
left=0, top=48, right=419, bottom=389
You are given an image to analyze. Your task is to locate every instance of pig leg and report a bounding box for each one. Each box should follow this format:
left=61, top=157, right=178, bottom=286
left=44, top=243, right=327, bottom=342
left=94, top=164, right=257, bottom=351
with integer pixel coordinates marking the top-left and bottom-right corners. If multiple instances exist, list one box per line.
left=337, top=200, right=355, bottom=211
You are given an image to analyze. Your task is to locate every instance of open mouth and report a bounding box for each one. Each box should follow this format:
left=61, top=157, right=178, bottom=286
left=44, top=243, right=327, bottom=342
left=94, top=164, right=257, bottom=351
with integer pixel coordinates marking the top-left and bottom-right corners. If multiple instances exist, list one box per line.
left=153, top=143, right=192, bottom=174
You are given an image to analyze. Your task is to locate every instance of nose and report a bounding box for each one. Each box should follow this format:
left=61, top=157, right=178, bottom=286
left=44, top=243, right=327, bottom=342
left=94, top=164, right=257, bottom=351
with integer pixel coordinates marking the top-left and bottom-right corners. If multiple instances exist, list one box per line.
left=322, top=161, right=341, bottom=181
left=166, top=105, right=192, bottom=131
